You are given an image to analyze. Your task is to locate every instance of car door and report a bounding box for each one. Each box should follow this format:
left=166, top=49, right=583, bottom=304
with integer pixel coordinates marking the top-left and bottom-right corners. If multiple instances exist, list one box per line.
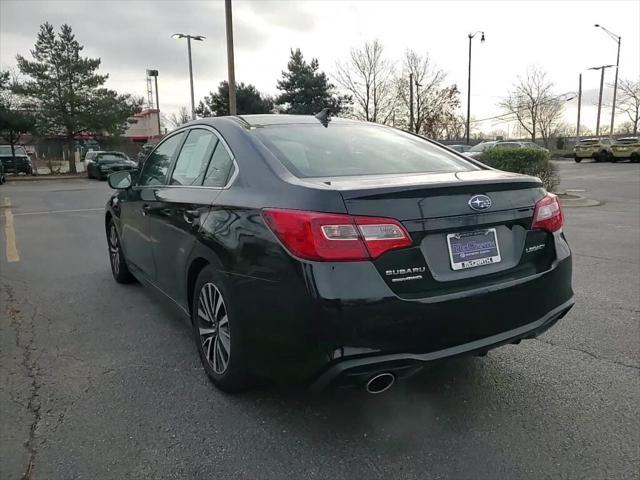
left=119, top=131, right=186, bottom=280
left=148, top=127, right=235, bottom=302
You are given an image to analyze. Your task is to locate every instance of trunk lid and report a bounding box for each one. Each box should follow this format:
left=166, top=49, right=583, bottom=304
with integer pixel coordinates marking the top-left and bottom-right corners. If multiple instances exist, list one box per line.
left=318, top=170, right=553, bottom=299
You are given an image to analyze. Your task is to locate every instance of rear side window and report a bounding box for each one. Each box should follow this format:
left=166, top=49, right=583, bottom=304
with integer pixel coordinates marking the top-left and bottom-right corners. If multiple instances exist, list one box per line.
left=254, top=124, right=476, bottom=178
left=139, top=132, right=185, bottom=186
left=202, top=142, right=235, bottom=187
left=170, top=129, right=217, bottom=186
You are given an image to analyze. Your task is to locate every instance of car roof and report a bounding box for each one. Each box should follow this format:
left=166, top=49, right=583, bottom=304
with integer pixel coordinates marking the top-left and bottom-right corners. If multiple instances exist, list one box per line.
left=187, top=114, right=363, bottom=129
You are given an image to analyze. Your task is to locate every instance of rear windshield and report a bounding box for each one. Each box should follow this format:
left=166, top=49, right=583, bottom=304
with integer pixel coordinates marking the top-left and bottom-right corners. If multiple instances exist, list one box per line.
left=616, top=138, right=638, bottom=144
left=0, top=145, right=27, bottom=155
left=578, top=140, right=599, bottom=145
left=97, top=153, right=129, bottom=163
left=469, top=142, right=494, bottom=152
left=254, top=124, right=476, bottom=178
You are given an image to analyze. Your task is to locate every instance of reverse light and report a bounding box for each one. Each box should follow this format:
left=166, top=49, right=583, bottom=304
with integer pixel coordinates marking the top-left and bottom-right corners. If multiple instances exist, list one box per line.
left=262, top=208, right=412, bottom=261
left=532, top=193, right=564, bottom=233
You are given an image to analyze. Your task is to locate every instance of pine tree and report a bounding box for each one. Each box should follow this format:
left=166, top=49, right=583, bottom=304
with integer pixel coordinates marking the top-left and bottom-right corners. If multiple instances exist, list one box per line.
left=196, top=81, right=273, bottom=117
left=276, top=49, right=350, bottom=115
left=15, top=23, right=142, bottom=173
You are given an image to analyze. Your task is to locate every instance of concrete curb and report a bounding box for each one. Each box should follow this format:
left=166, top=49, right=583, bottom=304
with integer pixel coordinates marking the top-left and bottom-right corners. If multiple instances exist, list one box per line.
left=557, top=192, right=601, bottom=208
left=5, top=174, right=87, bottom=182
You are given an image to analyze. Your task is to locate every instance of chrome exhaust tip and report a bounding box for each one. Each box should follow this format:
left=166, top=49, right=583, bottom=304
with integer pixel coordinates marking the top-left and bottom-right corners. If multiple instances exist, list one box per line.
left=365, top=372, right=396, bottom=394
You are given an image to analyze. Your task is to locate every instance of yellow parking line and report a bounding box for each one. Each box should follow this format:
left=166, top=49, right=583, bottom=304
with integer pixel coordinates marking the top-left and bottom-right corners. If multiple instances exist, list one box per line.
left=4, top=197, right=20, bottom=262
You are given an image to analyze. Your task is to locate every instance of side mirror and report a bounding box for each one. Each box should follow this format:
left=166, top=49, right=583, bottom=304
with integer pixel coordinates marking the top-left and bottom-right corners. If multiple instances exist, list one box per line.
left=108, top=170, right=132, bottom=189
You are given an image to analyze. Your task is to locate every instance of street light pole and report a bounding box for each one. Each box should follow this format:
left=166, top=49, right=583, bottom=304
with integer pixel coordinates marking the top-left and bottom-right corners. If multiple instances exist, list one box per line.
left=466, top=31, right=485, bottom=145
left=186, top=36, right=195, bottom=120
left=576, top=73, right=582, bottom=142
left=172, top=33, right=206, bottom=121
left=225, top=0, right=237, bottom=115
left=595, top=24, right=622, bottom=137
left=589, top=64, right=614, bottom=137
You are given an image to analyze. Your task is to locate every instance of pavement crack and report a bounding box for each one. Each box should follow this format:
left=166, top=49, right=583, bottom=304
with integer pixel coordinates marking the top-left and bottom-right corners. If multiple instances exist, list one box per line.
left=534, top=337, right=639, bottom=371
left=4, top=284, right=42, bottom=480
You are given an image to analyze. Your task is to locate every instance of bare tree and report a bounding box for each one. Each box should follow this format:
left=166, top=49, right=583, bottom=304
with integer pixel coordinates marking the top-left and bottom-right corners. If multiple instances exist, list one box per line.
left=166, top=106, right=190, bottom=129
left=394, top=50, right=460, bottom=139
left=537, top=95, right=565, bottom=148
left=616, top=78, right=639, bottom=135
left=499, top=66, right=557, bottom=142
left=334, top=40, right=396, bottom=123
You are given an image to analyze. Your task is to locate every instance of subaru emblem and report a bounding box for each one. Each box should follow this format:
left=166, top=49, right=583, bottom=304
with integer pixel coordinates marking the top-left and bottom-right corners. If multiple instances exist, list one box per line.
left=468, top=194, right=492, bottom=211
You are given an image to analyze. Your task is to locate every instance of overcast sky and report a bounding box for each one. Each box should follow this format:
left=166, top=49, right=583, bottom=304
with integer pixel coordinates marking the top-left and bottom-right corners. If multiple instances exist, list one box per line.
left=1, top=0, right=639, bottom=133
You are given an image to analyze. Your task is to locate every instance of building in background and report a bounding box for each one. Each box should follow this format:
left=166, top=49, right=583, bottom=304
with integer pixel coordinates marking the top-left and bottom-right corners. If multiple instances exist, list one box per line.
left=124, top=108, right=162, bottom=144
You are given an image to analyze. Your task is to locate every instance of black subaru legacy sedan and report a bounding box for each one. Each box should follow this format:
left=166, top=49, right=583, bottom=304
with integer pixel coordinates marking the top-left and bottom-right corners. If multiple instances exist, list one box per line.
left=105, top=114, right=573, bottom=393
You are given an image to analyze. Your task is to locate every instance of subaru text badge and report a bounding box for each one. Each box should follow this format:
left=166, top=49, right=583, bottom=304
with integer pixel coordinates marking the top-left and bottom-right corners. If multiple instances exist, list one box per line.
left=468, top=194, right=492, bottom=211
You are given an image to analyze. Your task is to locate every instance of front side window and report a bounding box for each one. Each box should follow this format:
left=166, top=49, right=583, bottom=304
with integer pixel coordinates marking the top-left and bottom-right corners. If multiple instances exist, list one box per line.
left=139, top=132, right=185, bottom=186
left=202, top=142, right=235, bottom=187
left=170, top=129, right=218, bottom=186
left=254, top=124, right=476, bottom=178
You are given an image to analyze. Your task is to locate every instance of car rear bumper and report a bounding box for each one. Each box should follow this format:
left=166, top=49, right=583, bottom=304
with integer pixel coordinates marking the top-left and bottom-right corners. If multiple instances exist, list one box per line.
left=308, top=297, right=573, bottom=391
left=611, top=150, right=637, bottom=158
left=574, top=150, right=597, bottom=158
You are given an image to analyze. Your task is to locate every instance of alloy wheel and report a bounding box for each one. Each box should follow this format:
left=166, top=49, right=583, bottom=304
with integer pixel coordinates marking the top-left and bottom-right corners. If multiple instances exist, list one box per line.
left=197, top=282, right=231, bottom=374
left=108, top=224, right=120, bottom=275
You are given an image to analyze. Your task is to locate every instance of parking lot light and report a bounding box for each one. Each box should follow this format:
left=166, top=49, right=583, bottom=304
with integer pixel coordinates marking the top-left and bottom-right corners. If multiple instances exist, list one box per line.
left=594, top=24, right=621, bottom=138
left=172, top=33, right=206, bottom=120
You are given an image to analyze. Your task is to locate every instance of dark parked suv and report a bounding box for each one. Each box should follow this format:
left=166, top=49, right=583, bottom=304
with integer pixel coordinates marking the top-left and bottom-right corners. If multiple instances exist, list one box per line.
left=105, top=115, right=574, bottom=393
left=0, top=145, right=33, bottom=175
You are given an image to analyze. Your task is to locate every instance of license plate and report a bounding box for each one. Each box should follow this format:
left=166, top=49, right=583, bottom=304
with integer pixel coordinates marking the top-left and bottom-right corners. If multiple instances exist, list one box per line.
left=446, top=228, right=501, bottom=270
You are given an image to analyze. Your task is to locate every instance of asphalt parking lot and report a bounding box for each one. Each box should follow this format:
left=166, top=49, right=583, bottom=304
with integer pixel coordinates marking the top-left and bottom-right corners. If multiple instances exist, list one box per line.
left=1, top=161, right=638, bottom=480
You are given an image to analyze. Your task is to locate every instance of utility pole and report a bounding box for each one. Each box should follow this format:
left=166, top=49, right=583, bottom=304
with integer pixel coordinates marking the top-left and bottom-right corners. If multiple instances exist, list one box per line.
left=590, top=65, right=614, bottom=137
left=409, top=72, right=414, bottom=132
left=576, top=73, right=582, bottom=142
left=225, top=0, right=237, bottom=115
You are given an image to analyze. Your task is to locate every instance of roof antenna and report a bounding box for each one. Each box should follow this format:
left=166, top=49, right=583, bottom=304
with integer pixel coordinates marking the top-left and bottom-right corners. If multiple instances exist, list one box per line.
left=314, top=108, right=331, bottom=127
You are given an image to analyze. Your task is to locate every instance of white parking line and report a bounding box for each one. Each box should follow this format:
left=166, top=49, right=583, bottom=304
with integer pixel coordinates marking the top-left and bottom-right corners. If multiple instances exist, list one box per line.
left=3, top=197, right=20, bottom=262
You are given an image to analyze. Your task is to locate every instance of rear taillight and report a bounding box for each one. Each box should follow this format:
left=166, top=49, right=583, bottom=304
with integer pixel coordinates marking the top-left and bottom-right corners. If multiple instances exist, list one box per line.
left=532, top=193, right=564, bottom=232
left=262, top=208, right=412, bottom=261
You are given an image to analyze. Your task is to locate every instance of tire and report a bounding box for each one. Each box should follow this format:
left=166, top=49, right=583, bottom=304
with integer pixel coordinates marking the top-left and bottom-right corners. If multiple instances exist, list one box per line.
left=191, top=265, right=251, bottom=392
left=598, top=151, right=609, bottom=163
left=574, top=156, right=582, bottom=163
left=107, top=219, right=135, bottom=283
left=0, top=174, right=5, bottom=185
left=87, top=165, right=93, bottom=179
left=631, top=154, right=640, bottom=164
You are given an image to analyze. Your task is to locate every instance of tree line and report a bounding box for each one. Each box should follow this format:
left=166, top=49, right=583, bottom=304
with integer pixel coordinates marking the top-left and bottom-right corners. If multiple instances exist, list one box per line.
left=2, top=22, right=639, bottom=175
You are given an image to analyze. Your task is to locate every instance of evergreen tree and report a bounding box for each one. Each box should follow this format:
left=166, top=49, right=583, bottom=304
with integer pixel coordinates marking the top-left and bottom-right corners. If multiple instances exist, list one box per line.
left=0, top=70, right=37, bottom=174
left=196, top=81, right=273, bottom=117
left=15, top=23, right=142, bottom=173
left=276, top=49, right=350, bottom=115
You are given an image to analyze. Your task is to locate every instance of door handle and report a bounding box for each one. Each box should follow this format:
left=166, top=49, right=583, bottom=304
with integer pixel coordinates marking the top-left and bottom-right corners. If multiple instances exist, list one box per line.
left=183, top=209, right=201, bottom=224
left=141, top=204, right=151, bottom=216
left=161, top=208, right=172, bottom=216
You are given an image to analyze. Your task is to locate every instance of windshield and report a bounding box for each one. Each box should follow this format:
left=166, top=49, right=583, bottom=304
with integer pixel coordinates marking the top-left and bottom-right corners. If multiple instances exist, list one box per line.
left=495, top=143, right=522, bottom=148
left=578, top=140, right=599, bottom=145
left=469, top=142, right=493, bottom=152
left=616, top=138, right=638, bottom=144
left=97, top=153, right=130, bottom=163
left=254, top=124, right=476, bottom=178
left=0, top=145, right=28, bottom=156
